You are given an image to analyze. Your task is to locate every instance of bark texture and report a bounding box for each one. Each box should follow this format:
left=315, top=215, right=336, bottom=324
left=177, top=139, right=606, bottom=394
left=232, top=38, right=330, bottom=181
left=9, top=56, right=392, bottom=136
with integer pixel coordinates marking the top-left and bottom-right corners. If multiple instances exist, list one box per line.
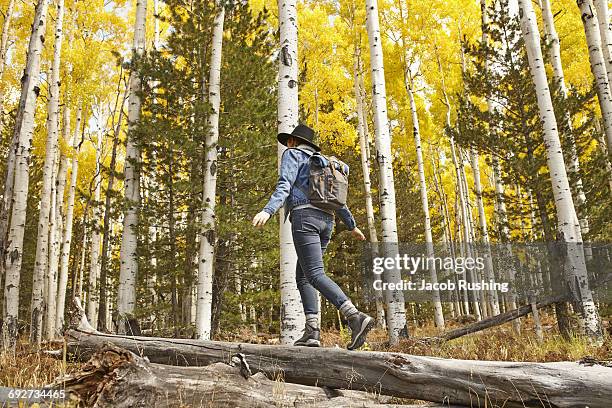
left=56, top=344, right=425, bottom=408
left=541, top=0, right=589, bottom=237
left=365, top=0, right=406, bottom=343
left=577, top=0, right=612, bottom=152
left=277, top=0, right=304, bottom=344
left=117, top=0, right=147, bottom=333
left=30, top=0, right=64, bottom=345
left=406, top=81, right=444, bottom=329
left=64, top=329, right=612, bottom=408
left=2, top=0, right=50, bottom=349
left=56, top=107, right=82, bottom=332
left=521, top=0, right=602, bottom=340
left=196, top=3, right=225, bottom=340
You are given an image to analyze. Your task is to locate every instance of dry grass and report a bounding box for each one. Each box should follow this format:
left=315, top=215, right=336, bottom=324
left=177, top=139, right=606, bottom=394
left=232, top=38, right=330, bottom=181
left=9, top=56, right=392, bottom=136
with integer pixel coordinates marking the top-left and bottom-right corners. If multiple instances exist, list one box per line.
left=0, top=339, right=80, bottom=388
left=321, top=312, right=611, bottom=363
left=2, top=313, right=610, bottom=391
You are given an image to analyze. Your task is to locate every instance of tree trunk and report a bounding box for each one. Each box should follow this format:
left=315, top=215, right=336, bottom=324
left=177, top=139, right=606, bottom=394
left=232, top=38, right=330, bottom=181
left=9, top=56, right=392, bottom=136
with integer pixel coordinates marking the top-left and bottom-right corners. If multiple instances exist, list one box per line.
left=451, top=141, right=480, bottom=319
left=365, top=0, right=407, bottom=343
left=477, top=0, right=502, bottom=318
left=406, top=80, right=444, bottom=329
left=56, top=106, right=82, bottom=332
left=540, top=0, right=589, bottom=238
left=87, top=131, right=104, bottom=324
left=0, top=0, right=14, bottom=81
left=521, top=0, right=603, bottom=341
left=353, top=48, right=377, bottom=248
left=64, top=328, right=612, bottom=408
left=577, top=0, right=612, bottom=153
left=47, top=107, right=80, bottom=340
left=167, top=157, right=178, bottom=337
left=30, top=0, right=64, bottom=345
left=0, top=0, right=16, bottom=115
left=0, top=0, right=15, bottom=125
left=437, top=51, right=469, bottom=317
left=74, top=222, right=87, bottom=301
left=593, top=0, right=612, bottom=89
left=117, top=0, right=147, bottom=333
left=1, top=0, right=50, bottom=350
left=57, top=344, right=429, bottom=408
left=354, top=49, right=386, bottom=330
left=97, top=79, right=128, bottom=332
left=276, top=0, right=304, bottom=344
left=196, top=3, right=224, bottom=340
left=47, top=168, right=63, bottom=340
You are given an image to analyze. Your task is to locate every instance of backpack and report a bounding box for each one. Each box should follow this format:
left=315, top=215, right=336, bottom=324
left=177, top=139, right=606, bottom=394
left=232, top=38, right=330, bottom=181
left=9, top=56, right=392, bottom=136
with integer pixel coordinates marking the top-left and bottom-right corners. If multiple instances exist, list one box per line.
left=295, top=148, right=350, bottom=211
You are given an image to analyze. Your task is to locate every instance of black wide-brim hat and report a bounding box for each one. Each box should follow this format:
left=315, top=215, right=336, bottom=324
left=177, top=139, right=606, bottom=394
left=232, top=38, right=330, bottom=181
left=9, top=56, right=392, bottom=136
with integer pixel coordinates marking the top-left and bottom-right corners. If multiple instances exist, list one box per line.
left=277, top=124, right=321, bottom=152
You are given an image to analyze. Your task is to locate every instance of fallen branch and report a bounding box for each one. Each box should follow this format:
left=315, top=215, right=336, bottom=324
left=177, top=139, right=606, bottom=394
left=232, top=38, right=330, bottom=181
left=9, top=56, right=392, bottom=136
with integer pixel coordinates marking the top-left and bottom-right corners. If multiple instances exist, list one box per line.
left=436, top=272, right=612, bottom=342
left=438, top=292, right=567, bottom=342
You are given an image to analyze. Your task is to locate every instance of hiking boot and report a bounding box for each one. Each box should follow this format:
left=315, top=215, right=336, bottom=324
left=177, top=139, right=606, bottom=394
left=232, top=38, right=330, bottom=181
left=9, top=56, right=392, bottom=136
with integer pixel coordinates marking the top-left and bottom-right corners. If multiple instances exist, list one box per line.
left=346, top=312, right=374, bottom=350
left=294, top=326, right=321, bottom=347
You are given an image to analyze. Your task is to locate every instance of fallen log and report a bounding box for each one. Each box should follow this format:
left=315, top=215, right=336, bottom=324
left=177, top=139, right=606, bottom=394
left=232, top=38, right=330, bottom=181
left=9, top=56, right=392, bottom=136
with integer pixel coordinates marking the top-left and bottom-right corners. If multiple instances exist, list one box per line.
left=64, top=329, right=612, bottom=408
left=56, top=344, right=433, bottom=408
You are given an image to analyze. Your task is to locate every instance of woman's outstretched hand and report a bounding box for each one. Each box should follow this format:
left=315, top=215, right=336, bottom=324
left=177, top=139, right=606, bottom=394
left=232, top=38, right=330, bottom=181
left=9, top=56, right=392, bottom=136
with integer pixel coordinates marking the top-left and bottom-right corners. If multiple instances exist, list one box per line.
left=252, top=211, right=271, bottom=227
left=350, top=227, right=366, bottom=241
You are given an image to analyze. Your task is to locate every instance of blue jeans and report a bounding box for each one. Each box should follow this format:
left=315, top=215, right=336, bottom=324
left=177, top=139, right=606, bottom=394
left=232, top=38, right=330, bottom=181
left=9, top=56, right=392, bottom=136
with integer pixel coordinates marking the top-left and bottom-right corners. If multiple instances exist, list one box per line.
left=291, top=208, right=349, bottom=315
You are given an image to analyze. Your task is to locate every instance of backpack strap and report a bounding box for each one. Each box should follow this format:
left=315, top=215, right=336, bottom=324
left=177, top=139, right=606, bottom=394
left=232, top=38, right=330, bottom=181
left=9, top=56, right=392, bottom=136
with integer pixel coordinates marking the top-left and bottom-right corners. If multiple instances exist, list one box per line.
left=287, top=148, right=315, bottom=197
left=291, top=147, right=315, bottom=157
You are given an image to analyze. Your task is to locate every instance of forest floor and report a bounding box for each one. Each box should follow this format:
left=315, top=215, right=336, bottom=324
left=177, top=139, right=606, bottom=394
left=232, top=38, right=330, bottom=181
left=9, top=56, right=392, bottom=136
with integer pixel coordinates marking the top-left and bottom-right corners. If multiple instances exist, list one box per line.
left=0, top=313, right=609, bottom=391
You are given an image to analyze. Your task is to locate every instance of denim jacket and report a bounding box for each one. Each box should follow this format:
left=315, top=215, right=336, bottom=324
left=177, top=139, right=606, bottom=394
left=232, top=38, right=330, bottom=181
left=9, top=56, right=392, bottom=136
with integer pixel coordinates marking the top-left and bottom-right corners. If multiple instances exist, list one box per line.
left=263, top=145, right=357, bottom=231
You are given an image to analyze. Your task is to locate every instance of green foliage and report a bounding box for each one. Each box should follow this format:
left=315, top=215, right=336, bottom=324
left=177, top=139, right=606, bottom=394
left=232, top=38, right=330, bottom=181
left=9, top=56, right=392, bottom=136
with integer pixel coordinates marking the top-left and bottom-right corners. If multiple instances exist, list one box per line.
left=454, top=0, right=609, bottom=241
left=132, top=0, right=280, bottom=336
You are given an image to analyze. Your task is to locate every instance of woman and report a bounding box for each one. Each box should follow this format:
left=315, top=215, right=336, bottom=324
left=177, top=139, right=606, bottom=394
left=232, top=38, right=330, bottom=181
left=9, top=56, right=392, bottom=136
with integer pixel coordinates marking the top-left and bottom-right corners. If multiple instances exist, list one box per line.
left=252, top=124, right=374, bottom=349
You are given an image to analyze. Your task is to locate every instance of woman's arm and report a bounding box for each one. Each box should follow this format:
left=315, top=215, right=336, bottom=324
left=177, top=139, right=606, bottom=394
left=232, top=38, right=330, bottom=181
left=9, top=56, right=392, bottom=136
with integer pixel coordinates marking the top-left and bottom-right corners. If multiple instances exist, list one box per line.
left=262, top=149, right=300, bottom=216
left=335, top=205, right=357, bottom=231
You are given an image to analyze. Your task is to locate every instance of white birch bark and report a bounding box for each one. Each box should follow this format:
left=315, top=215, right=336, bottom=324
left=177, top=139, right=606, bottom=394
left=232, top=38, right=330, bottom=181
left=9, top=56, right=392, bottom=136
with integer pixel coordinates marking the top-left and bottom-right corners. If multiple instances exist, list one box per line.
left=45, top=151, right=59, bottom=340
left=30, top=0, right=64, bottom=344
left=0, top=0, right=15, bottom=82
left=46, top=107, right=79, bottom=339
left=196, top=3, right=224, bottom=340
left=432, top=152, right=461, bottom=316
left=56, top=108, right=83, bottom=331
left=117, top=0, right=147, bottom=332
left=451, top=140, right=480, bottom=320
left=0, top=0, right=15, bottom=117
left=540, top=0, right=589, bottom=237
left=1, top=0, right=50, bottom=349
left=406, top=82, right=445, bottom=329
left=459, top=151, right=487, bottom=317
left=353, top=54, right=377, bottom=247
left=471, top=150, right=500, bottom=315
left=477, top=1, right=501, bottom=316
left=77, top=224, right=87, bottom=300
left=88, top=132, right=104, bottom=324
left=577, top=0, right=612, bottom=151
left=437, top=54, right=470, bottom=316
left=277, top=0, right=305, bottom=344
left=593, top=0, right=612, bottom=88
left=353, top=50, right=386, bottom=329
left=366, top=0, right=406, bottom=342
left=520, top=0, right=602, bottom=340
